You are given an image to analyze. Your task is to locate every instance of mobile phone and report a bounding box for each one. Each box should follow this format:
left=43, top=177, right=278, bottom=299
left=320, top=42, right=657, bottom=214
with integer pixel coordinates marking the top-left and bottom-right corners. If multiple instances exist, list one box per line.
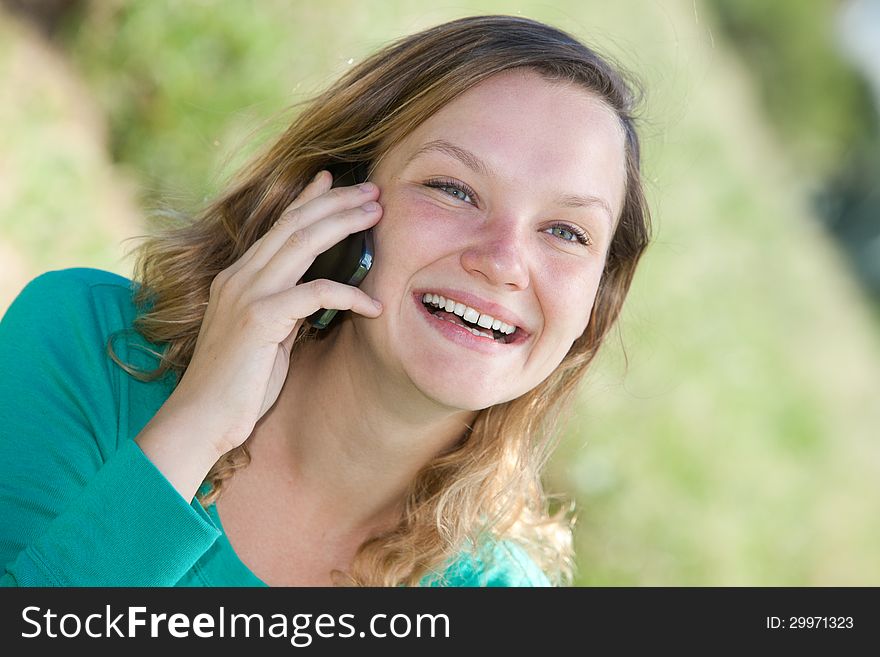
left=299, top=162, right=375, bottom=329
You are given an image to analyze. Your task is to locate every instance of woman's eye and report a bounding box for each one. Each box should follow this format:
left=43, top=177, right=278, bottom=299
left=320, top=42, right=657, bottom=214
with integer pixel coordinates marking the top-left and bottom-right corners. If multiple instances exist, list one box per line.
left=547, top=224, right=592, bottom=246
left=424, top=178, right=476, bottom=205
left=443, top=186, right=470, bottom=202
left=423, top=178, right=592, bottom=248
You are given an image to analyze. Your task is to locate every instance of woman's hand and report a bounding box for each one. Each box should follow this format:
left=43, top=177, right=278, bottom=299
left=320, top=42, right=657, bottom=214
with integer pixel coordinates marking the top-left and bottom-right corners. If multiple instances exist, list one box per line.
left=156, top=171, right=384, bottom=459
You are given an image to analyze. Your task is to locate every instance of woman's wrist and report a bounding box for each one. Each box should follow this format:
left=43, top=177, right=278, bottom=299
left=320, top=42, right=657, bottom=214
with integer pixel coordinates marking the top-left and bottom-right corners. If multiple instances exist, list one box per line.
left=134, top=407, right=225, bottom=503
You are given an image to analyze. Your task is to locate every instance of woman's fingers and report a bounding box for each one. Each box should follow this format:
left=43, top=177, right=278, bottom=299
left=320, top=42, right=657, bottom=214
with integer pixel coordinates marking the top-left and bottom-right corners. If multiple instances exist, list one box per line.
left=248, top=200, right=382, bottom=299
left=243, top=179, right=380, bottom=273
left=224, top=170, right=333, bottom=278
left=259, top=278, right=383, bottom=338
left=284, top=169, right=332, bottom=212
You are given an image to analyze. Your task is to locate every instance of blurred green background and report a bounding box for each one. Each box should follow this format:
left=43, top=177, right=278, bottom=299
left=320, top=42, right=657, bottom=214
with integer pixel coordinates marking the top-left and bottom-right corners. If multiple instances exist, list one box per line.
left=1, top=0, right=878, bottom=585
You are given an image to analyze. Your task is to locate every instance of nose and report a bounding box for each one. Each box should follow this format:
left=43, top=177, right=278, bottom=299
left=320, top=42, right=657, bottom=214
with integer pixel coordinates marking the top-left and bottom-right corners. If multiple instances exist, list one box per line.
left=459, top=218, right=531, bottom=290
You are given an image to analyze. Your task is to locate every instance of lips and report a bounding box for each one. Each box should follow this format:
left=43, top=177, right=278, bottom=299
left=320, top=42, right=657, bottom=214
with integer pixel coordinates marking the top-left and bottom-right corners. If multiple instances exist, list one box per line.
left=412, top=292, right=530, bottom=353
left=412, top=287, right=530, bottom=337
left=421, top=294, right=515, bottom=342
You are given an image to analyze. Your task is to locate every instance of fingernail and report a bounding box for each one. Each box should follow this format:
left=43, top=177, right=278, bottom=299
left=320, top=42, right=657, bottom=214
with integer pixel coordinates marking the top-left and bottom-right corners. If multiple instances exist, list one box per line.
left=312, top=171, right=324, bottom=183
left=372, top=298, right=383, bottom=310
left=358, top=182, right=376, bottom=193
left=361, top=201, right=381, bottom=212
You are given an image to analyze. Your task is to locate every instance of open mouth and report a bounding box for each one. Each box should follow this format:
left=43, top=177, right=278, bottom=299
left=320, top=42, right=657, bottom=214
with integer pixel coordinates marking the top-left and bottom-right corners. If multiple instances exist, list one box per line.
left=419, top=293, right=521, bottom=345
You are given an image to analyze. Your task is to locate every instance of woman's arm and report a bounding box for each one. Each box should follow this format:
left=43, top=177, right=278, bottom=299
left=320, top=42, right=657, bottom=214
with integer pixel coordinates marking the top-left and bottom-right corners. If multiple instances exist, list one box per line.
left=0, top=173, right=383, bottom=586
left=0, top=270, right=220, bottom=586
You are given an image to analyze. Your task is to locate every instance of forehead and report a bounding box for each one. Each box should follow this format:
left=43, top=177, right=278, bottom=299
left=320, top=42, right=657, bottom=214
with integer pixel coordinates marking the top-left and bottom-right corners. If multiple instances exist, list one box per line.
left=391, top=69, right=627, bottom=206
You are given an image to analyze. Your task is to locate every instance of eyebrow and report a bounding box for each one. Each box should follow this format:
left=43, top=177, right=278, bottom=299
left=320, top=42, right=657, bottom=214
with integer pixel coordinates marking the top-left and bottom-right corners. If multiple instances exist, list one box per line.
left=406, top=138, right=614, bottom=227
left=407, top=139, right=496, bottom=178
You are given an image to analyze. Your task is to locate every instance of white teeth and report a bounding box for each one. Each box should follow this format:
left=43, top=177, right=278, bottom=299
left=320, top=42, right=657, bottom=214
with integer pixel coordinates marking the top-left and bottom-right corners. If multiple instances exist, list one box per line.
left=433, top=313, right=493, bottom=340
left=468, top=327, right=493, bottom=339
left=421, top=292, right=518, bottom=335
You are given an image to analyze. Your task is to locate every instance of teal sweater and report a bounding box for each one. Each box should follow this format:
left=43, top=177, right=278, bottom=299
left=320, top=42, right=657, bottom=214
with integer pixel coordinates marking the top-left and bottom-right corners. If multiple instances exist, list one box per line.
left=0, top=268, right=549, bottom=587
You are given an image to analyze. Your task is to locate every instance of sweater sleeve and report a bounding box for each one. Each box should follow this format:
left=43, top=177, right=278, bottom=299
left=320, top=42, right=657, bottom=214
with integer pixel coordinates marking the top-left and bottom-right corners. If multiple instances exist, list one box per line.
left=0, top=269, right=220, bottom=586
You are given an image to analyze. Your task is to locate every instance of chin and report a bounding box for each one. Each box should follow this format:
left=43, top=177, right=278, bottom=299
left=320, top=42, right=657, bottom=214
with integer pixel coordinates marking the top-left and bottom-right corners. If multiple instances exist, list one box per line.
left=408, top=367, right=524, bottom=412
left=353, top=308, right=530, bottom=410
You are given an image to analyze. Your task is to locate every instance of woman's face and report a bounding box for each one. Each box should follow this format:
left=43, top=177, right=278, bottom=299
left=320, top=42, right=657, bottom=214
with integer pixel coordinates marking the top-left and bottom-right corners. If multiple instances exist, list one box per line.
left=355, top=68, right=627, bottom=411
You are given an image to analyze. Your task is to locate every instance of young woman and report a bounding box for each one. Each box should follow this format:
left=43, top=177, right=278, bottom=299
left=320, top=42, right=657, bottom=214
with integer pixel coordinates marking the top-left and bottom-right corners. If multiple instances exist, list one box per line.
left=0, top=15, right=651, bottom=586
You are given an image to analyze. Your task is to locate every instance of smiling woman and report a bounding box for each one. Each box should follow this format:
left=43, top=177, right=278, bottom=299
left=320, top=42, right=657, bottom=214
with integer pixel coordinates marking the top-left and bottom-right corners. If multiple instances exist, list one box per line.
left=362, top=68, right=628, bottom=412
left=0, top=15, right=651, bottom=587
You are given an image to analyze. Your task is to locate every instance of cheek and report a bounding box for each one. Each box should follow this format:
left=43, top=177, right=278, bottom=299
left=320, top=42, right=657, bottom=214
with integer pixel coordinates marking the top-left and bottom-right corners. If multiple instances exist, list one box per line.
left=361, top=194, right=440, bottom=298
left=539, top=265, right=603, bottom=338
left=390, top=194, right=462, bottom=237
left=373, top=195, right=461, bottom=264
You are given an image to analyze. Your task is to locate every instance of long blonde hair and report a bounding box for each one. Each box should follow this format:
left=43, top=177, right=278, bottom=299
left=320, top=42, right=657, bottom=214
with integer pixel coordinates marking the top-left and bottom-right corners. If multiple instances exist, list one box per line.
left=108, top=15, right=651, bottom=586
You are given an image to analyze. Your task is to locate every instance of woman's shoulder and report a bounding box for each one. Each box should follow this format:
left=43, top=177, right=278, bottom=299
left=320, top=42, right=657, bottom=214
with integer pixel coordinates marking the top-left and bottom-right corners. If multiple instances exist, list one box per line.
left=425, top=539, right=553, bottom=588
left=14, top=266, right=134, bottom=302
left=1, top=267, right=152, bottom=376
left=4, top=267, right=138, bottom=332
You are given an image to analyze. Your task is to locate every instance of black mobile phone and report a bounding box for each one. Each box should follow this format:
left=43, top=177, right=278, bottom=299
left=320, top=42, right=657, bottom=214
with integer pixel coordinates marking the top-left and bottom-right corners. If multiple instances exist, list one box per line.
left=299, top=162, right=375, bottom=329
